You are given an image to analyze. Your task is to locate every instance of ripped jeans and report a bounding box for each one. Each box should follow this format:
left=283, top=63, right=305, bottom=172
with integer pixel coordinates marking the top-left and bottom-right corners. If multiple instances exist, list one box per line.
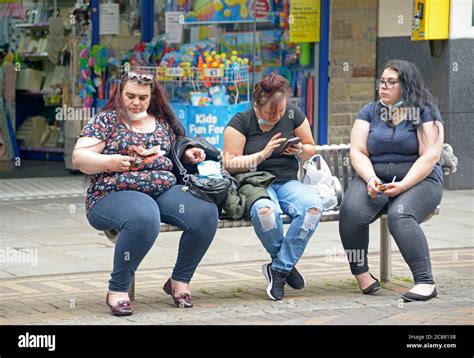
left=250, top=180, right=323, bottom=273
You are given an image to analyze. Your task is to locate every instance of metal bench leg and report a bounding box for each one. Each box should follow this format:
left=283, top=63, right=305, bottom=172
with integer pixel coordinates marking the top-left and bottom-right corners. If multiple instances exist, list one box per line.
left=129, top=275, right=135, bottom=301
left=380, top=216, right=391, bottom=282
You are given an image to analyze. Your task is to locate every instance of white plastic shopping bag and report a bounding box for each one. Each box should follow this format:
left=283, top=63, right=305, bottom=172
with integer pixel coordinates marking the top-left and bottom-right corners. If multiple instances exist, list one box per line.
left=302, top=155, right=338, bottom=210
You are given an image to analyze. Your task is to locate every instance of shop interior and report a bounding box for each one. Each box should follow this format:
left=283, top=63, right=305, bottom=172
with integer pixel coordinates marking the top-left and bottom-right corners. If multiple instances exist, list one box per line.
left=0, top=0, right=322, bottom=178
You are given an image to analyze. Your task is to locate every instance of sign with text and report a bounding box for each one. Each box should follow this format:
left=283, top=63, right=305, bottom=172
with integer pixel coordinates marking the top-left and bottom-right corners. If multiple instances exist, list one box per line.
left=165, top=11, right=184, bottom=43
left=100, top=3, right=120, bottom=35
left=289, top=0, right=320, bottom=42
left=187, top=106, right=229, bottom=150
left=165, top=67, right=184, bottom=77
left=203, top=68, right=224, bottom=78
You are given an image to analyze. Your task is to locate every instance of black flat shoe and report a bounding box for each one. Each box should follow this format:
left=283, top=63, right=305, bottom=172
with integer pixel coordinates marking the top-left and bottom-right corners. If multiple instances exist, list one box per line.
left=361, top=273, right=381, bottom=295
left=401, top=287, right=437, bottom=302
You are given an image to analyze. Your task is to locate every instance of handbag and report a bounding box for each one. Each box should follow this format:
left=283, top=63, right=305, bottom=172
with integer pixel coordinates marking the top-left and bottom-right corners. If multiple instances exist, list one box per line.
left=301, top=154, right=338, bottom=210
left=440, top=143, right=458, bottom=175
left=170, top=135, right=233, bottom=208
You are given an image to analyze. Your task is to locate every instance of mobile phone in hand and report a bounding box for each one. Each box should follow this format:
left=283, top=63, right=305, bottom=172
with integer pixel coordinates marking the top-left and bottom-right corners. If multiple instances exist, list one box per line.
left=280, top=137, right=301, bottom=153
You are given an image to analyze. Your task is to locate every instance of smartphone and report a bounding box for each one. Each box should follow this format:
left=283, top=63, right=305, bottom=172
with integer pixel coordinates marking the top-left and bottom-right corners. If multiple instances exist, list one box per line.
left=280, top=137, right=301, bottom=153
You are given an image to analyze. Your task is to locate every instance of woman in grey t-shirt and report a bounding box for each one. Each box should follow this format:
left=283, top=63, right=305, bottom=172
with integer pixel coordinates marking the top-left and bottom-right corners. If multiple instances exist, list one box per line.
left=339, top=59, right=444, bottom=302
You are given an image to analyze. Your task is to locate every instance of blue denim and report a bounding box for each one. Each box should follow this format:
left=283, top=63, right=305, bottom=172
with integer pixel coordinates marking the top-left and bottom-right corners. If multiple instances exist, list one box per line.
left=250, top=180, right=323, bottom=273
left=87, top=186, right=218, bottom=292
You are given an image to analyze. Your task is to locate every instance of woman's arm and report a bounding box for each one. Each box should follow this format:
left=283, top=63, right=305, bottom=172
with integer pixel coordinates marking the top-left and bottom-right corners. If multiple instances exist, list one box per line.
left=350, top=119, right=377, bottom=182
left=72, top=137, right=135, bottom=175
left=223, top=126, right=286, bottom=174
left=288, top=118, right=316, bottom=161
left=385, top=121, right=443, bottom=197
left=350, top=119, right=381, bottom=198
left=223, top=127, right=265, bottom=174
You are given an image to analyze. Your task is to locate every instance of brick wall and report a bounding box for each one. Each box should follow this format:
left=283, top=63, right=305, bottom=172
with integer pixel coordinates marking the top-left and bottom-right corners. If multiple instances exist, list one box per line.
left=328, top=0, right=378, bottom=144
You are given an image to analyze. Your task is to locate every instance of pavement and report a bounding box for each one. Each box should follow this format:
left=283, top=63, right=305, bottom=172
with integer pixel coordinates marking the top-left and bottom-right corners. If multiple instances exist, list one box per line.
left=0, top=176, right=473, bottom=326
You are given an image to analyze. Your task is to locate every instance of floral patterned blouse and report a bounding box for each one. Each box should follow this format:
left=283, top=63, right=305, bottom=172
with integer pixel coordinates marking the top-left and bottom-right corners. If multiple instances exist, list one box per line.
left=78, top=110, right=177, bottom=213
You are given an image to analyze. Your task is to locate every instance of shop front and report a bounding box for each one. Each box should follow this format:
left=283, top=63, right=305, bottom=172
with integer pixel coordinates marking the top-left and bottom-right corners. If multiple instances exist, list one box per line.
left=0, top=0, right=325, bottom=178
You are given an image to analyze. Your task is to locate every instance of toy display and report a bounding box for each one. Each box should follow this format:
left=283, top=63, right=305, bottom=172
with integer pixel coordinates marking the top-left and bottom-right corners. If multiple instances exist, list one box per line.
left=218, top=31, right=261, bottom=72
left=70, top=0, right=315, bottom=154
left=78, top=0, right=314, bottom=112
left=209, top=85, right=228, bottom=105
left=191, top=91, right=211, bottom=106
left=259, top=30, right=282, bottom=67
left=154, top=40, right=250, bottom=106
left=78, top=44, right=95, bottom=108
left=1, top=0, right=320, bottom=165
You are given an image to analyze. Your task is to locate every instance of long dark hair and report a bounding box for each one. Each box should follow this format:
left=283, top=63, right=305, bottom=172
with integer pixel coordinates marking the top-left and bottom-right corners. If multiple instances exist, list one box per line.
left=102, top=70, right=185, bottom=137
left=380, top=59, right=441, bottom=139
left=382, top=59, right=439, bottom=114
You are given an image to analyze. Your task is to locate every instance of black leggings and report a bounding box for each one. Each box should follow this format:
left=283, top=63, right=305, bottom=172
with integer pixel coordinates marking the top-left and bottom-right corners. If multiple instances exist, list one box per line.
left=339, top=163, right=443, bottom=284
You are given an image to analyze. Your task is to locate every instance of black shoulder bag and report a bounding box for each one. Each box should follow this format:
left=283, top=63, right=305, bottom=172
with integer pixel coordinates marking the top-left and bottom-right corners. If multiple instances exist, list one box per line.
left=170, top=135, right=234, bottom=209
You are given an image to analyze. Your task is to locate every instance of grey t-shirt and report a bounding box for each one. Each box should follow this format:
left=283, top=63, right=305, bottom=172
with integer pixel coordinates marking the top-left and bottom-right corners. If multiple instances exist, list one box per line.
left=357, top=101, right=443, bottom=182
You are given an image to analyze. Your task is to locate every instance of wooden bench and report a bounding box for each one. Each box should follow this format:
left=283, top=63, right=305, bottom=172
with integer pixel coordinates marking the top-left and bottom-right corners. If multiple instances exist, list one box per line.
left=104, top=144, right=439, bottom=300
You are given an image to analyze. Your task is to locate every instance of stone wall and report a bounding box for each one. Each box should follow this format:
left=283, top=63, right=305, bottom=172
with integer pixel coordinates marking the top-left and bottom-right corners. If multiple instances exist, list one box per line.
left=328, top=0, right=378, bottom=144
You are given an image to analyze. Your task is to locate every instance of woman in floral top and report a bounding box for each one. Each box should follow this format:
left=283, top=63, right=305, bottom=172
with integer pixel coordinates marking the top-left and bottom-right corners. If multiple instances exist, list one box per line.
left=73, top=71, right=218, bottom=315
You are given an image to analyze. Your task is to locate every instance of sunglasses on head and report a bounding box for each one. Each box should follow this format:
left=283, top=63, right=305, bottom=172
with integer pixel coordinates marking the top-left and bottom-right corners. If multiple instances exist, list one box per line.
left=127, top=72, right=154, bottom=83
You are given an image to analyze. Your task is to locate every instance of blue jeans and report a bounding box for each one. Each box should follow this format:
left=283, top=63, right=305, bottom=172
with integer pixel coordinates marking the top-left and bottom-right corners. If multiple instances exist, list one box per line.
left=250, top=180, right=323, bottom=273
left=87, top=185, right=218, bottom=292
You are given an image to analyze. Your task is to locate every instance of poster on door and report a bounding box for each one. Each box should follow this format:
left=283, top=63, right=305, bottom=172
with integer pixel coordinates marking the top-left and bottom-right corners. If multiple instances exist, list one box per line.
left=289, top=0, right=320, bottom=42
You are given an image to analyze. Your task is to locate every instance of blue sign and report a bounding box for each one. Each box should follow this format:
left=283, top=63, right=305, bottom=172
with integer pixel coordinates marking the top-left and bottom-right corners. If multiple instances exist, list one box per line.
left=187, top=105, right=229, bottom=150
left=170, top=103, right=188, bottom=130
left=228, top=102, right=251, bottom=119
left=171, top=102, right=251, bottom=150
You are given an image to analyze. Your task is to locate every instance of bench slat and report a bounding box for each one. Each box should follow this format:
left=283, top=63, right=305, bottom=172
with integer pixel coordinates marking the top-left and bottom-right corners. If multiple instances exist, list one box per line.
left=158, top=210, right=343, bottom=232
